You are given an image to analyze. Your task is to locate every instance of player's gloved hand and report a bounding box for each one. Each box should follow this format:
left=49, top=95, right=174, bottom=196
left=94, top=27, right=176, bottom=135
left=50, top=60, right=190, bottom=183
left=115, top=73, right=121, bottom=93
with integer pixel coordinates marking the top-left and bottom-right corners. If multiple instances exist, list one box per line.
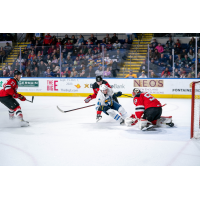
left=18, top=94, right=26, bottom=101
left=113, top=91, right=122, bottom=98
left=98, top=105, right=109, bottom=112
left=96, top=114, right=102, bottom=122
left=84, top=95, right=92, bottom=103
left=125, top=114, right=138, bottom=126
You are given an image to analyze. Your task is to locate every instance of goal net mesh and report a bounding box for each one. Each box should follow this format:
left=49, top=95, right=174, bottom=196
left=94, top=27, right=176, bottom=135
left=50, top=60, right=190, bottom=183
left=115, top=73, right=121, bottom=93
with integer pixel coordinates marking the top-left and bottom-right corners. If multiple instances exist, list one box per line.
left=192, top=82, right=200, bottom=139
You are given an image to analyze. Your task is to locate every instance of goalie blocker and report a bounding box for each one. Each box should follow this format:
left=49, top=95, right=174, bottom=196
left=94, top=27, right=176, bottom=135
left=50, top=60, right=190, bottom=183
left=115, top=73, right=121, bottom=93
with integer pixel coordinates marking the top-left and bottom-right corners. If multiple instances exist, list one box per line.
left=125, top=88, right=174, bottom=130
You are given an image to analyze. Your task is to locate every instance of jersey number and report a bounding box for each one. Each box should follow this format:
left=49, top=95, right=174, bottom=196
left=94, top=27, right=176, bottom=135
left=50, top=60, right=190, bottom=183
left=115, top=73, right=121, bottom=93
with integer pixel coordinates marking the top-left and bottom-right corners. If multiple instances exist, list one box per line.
left=144, top=93, right=155, bottom=101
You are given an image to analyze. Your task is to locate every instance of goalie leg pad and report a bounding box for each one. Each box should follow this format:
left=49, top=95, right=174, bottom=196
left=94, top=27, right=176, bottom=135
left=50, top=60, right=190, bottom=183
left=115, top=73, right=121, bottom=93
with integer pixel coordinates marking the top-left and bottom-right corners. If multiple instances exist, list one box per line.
left=9, top=109, right=14, bottom=120
left=138, top=119, right=152, bottom=130
left=14, top=106, right=23, bottom=119
left=156, top=116, right=172, bottom=127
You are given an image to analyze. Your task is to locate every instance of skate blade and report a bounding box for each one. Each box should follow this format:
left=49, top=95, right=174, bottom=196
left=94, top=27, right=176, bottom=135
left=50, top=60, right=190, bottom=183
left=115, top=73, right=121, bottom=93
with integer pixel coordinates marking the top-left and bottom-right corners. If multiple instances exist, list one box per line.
left=142, top=125, right=154, bottom=131
left=21, top=121, right=29, bottom=127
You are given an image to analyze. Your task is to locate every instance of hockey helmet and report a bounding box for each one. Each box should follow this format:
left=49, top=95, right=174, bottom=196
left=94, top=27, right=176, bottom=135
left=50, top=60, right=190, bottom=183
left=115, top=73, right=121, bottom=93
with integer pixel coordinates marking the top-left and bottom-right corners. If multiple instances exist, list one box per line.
left=14, top=70, right=22, bottom=76
left=132, top=88, right=141, bottom=97
left=96, top=76, right=103, bottom=82
left=100, top=84, right=108, bottom=91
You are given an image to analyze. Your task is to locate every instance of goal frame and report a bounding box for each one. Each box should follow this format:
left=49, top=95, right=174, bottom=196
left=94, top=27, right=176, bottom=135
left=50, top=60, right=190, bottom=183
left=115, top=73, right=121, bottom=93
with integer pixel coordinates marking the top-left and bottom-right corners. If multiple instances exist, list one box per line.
left=191, top=81, right=200, bottom=139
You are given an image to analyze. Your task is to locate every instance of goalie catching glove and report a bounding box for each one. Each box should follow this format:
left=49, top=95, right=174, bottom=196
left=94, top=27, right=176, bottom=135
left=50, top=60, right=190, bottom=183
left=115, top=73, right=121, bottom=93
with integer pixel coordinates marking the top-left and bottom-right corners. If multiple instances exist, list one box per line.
left=113, top=91, right=122, bottom=98
left=84, top=95, right=92, bottom=103
left=125, top=114, right=138, bottom=126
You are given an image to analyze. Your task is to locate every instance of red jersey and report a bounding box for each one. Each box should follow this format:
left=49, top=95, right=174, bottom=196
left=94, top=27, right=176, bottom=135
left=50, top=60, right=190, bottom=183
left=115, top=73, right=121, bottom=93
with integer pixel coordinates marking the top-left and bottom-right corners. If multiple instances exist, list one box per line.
left=91, top=80, right=111, bottom=99
left=43, top=35, right=52, bottom=45
left=133, top=92, right=162, bottom=119
left=0, top=78, right=20, bottom=98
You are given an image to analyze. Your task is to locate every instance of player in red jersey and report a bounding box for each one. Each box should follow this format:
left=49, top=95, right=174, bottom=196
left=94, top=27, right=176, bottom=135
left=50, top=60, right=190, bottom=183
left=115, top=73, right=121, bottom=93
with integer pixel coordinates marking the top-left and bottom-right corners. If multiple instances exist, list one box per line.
left=0, top=70, right=29, bottom=126
left=125, top=88, right=174, bottom=130
left=84, top=76, right=122, bottom=122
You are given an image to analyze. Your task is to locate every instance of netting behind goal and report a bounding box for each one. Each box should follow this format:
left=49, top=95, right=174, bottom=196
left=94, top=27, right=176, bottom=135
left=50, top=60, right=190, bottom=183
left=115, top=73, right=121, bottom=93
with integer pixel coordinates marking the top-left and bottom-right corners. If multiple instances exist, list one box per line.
left=191, top=81, right=200, bottom=139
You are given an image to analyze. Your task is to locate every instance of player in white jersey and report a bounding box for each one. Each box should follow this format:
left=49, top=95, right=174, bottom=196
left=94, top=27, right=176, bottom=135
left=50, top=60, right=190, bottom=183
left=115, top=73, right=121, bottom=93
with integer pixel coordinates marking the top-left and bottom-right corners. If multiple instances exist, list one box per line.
left=95, top=84, right=128, bottom=124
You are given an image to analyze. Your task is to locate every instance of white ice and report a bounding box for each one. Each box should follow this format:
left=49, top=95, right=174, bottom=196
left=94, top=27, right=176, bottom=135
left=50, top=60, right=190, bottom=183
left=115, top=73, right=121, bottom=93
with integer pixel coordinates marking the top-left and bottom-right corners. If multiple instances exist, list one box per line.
left=0, top=97, right=200, bottom=166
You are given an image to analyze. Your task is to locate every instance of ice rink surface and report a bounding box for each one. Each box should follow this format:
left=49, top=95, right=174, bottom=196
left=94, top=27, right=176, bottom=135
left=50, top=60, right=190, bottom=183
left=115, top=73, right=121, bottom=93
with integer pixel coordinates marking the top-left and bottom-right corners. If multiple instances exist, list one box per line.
left=0, top=96, right=200, bottom=166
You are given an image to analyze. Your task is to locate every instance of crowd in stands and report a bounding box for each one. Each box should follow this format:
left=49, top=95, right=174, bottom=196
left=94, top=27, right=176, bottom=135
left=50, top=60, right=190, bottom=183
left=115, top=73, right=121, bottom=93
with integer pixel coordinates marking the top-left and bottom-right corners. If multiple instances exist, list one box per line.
left=139, top=36, right=200, bottom=78
left=0, top=33, right=133, bottom=78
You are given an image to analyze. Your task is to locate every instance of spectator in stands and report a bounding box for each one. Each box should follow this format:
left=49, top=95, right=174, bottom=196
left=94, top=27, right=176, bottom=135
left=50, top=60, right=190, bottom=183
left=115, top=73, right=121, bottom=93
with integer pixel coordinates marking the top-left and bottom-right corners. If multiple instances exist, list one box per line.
left=181, top=49, right=187, bottom=59
left=66, top=39, right=73, bottom=52
left=125, top=70, right=137, bottom=78
left=86, top=39, right=93, bottom=46
left=43, top=33, right=52, bottom=46
left=71, top=35, right=77, bottom=44
left=17, top=55, right=25, bottom=63
left=175, top=54, right=182, bottom=66
left=175, top=39, right=181, bottom=49
left=149, top=44, right=154, bottom=52
left=155, top=43, right=164, bottom=53
left=44, top=68, right=51, bottom=77
left=38, top=37, right=43, bottom=46
left=122, top=39, right=131, bottom=50
left=139, top=60, right=148, bottom=73
left=161, top=67, right=171, bottom=77
left=32, top=66, right=39, bottom=77
left=167, top=55, right=173, bottom=67
left=51, top=36, right=57, bottom=45
left=52, top=64, right=59, bottom=74
left=174, top=68, right=180, bottom=78
left=106, top=41, right=112, bottom=51
left=31, top=36, right=37, bottom=46
left=24, top=68, right=31, bottom=77
left=180, top=71, right=187, bottom=78
left=164, top=43, right=172, bottom=54
left=139, top=71, right=147, bottom=78
left=79, top=67, right=86, bottom=78
left=197, top=72, right=200, bottom=78
left=149, top=58, right=159, bottom=73
left=62, top=34, right=71, bottom=45
left=113, top=40, right=121, bottom=49
left=12, top=61, right=20, bottom=71
left=104, top=34, right=111, bottom=44
left=187, top=49, right=195, bottom=60
left=111, top=33, right=118, bottom=44
left=48, top=45, right=55, bottom=55
left=95, top=65, right=104, bottom=76
left=76, top=35, right=84, bottom=46
left=188, top=37, right=195, bottom=48
left=0, top=47, right=6, bottom=60
left=73, top=57, right=80, bottom=67
left=86, top=65, right=95, bottom=77
left=187, top=72, right=192, bottom=78
left=65, top=55, right=73, bottom=67
left=103, top=67, right=112, bottom=77
left=111, top=60, right=120, bottom=77
left=63, top=67, right=71, bottom=77
left=56, top=38, right=62, bottom=48
left=179, top=67, right=186, bottom=76
left=2, top=70, right=7, bottom=77
left=25, top=33, right=33, bottom=42
left=41, top=46, right=48, bottom=56
left=151, top=39, right=158, bottom=49
left=150, top=71, right=158, bottom=78
left=38, top=60, right=47, bottom=74
left=182, top=54, right=192, bottom=66
left=166, top=37, right=174, bottom=48
left=190, top=66, right=195, bottom=78
left=52, top=55, right=58, bottom=64
left=4, top=42, right=12, bottom=51
left=152, top=49, right=161, bottom=60
left=158, top=54, right=167, bottom=66
left=173, top=44, right=180, bottom=55
left=70, top=68, right=77, bottom=77
left=197, top=48, right=200, bottom=59
left=89, top=34, right=97, bottom=44
left=162, top=71, right=170, bottom=78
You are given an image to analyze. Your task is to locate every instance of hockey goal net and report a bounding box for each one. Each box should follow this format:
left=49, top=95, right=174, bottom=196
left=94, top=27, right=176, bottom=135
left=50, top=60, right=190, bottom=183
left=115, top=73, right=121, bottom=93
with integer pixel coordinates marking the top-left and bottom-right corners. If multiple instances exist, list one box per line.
left=191, top=81, right=200, bottom=139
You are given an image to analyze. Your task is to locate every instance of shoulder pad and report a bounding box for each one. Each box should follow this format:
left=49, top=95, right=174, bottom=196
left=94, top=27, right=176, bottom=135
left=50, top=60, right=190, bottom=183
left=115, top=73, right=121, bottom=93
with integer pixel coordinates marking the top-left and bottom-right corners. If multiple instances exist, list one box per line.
left=93, top=82, right=99, bottom=89
left=135, top=92, right=141, bottom=98
left=102, top=80, right=108, bottom=84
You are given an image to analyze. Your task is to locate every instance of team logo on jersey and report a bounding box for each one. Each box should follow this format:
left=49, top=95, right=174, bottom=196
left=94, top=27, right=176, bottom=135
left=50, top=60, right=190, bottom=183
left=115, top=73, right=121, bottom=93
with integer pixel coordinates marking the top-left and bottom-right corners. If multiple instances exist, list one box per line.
left=84, top=84, right=89, bottom=88
left=75, top=84, right=81, bottom=89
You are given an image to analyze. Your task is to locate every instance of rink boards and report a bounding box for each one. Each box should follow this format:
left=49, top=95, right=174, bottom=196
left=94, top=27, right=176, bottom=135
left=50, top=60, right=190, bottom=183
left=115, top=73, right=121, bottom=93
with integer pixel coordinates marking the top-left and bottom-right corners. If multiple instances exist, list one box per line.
left=0, top=78, right=197, bottom=98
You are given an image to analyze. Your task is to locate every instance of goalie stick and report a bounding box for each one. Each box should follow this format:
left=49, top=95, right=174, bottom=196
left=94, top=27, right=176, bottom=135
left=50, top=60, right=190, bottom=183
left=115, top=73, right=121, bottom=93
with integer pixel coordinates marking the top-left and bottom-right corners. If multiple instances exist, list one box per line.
left=57, top=104, right=95, bottom=113
left=26, top=96, right=34, bottom=103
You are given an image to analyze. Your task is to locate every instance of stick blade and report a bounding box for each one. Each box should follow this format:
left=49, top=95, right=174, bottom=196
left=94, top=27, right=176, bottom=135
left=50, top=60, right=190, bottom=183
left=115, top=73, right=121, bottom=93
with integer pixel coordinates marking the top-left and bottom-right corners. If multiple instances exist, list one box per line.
left=57, top=106, right=65, bottom=113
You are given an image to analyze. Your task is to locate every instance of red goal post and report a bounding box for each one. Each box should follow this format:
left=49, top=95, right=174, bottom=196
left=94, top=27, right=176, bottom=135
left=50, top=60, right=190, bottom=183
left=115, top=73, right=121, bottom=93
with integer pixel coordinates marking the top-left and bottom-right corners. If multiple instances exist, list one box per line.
left=191, top=81, right=200, bottom=139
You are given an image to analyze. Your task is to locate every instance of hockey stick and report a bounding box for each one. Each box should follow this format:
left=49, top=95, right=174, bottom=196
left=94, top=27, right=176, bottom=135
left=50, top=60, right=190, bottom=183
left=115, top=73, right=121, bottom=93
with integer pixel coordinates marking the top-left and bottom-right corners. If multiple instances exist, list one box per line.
left=122, top=94, right=133, bottom=98
left=57, top=104, right=95, bottom=113
left=26, top=96, right=34, bottom=103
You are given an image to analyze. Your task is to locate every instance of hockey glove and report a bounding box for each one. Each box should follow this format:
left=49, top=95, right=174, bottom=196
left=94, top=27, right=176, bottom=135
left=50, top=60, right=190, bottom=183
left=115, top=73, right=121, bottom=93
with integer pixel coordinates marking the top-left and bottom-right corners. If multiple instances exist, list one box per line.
left=84, top=95, right=92, bottom=103
left=113, top=91, right=122, bottom=98
left=18, top=94, right=26, bottom=101
left=98, top=105, right=109, bottom=112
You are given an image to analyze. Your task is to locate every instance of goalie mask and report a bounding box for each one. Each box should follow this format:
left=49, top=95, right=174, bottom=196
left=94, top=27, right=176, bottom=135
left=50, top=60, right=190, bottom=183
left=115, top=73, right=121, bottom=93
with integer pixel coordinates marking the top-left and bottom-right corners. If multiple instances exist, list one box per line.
left=132, top=88, right=141, bottom=97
